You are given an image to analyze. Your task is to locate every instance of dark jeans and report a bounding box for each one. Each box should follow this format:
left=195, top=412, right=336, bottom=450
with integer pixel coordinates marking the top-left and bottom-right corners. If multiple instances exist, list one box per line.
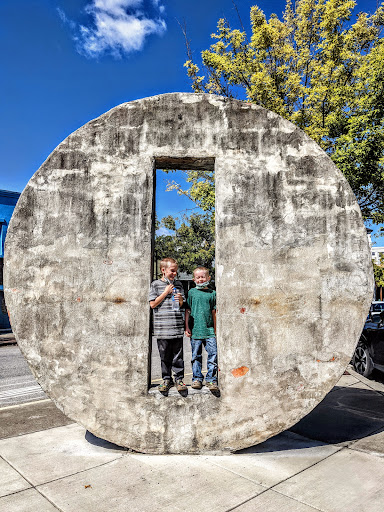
left=157, top=337, right=184, bottom=381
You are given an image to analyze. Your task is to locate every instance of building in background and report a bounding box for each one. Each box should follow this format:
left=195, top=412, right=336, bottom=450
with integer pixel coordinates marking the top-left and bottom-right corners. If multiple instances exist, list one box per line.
left=0, top=189, right=21, bottom=330
left=372, top=246, right=384, bottom=265
left=367, top=227, right=373, bottom=250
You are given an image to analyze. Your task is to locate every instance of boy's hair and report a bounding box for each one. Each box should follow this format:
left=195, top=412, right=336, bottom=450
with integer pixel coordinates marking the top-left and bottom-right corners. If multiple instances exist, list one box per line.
left=160, top=257, right=178, bottom=270
left=193, top=266, right=210, bottom=278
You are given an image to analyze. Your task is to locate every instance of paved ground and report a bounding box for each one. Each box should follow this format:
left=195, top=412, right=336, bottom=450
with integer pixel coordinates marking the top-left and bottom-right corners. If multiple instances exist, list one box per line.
left=0, top=332, right=16, bottom=346
left=0, top=344, right=47, bottom=406
left=1, top=366, right=384, bottom=511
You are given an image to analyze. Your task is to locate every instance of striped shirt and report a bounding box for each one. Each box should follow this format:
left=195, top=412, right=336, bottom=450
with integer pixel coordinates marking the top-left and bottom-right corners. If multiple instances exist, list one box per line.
left=149, top=279, right=185, bottom=338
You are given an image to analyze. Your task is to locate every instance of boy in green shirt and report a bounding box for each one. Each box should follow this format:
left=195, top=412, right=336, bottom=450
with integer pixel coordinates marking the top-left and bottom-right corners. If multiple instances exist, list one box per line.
left=185, top=267, right=218, bottom=391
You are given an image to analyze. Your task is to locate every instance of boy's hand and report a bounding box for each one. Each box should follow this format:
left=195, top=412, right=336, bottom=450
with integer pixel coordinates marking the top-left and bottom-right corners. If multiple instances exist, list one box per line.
left=174, top=292, right=182, bottom=305
left=165, top=283, right=174, bottom=295
left=185, top=328, right=191, bottom=337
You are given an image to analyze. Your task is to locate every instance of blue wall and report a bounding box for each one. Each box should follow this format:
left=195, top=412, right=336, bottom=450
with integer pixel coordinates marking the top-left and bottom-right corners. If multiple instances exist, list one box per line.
left=0, top=189, right=21, bottom=329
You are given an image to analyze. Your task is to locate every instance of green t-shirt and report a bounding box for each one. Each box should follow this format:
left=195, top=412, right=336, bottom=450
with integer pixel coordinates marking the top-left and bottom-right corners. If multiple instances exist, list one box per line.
left=186, top=287, right=216, bottom=339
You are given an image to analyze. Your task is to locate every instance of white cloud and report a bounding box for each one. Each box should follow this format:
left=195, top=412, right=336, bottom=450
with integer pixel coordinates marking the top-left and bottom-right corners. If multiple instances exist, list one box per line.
left=152, top=0, right=165, bottom=13
left=156, top=226, right=173, bottom=236
left=57, top=7, right=77, bottom=30
left=59, top=0, right=166, bottom=59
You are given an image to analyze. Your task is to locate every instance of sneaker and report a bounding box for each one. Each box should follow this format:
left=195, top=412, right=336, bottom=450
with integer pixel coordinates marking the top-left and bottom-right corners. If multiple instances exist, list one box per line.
left=191, top=380, right=203, bottom=389
left=206, top=381, right=219, bottom=392
left=158, top=379, right=173, bottom=393
left=175, top=379, right=187, bottom=392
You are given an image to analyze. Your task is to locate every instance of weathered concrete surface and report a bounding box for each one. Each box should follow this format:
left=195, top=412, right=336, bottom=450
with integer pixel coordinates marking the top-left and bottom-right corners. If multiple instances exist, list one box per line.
left=4, top=93, right=373, bottom=453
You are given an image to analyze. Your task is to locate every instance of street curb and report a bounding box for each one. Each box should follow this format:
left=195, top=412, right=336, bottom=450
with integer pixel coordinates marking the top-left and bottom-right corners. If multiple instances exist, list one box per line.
left=0, top=341, right=17, bottom=347
left=0, top=334, right=17, bottom=347
left=347, top=365, right=384, bottom=395
left=0, top=398, right=52, bottom=411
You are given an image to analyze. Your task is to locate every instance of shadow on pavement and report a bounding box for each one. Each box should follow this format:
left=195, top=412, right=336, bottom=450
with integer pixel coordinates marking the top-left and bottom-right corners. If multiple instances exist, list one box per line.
left=85, top=430, right=128, bottom=451
left=240, top=385, right=384, bottom=454
left=367, top=369, right=384, bottom=385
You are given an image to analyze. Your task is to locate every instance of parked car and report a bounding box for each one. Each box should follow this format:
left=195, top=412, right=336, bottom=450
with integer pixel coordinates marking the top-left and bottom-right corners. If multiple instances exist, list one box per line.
left=352, top=312, right=384, bottom=377
left=370, top=301, right=384, bottom=318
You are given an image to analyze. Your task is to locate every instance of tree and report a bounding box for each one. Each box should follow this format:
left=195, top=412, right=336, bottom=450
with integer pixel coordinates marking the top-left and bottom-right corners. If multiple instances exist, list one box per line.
left=373, top=261, right=384, bottom=300
left=154, top=167, right=215, bottom=278
left=184, top=0, right=384, bottom=224
left=165, top=169, right=215, bottom=213
left=155, top=211, right=215, bottom=279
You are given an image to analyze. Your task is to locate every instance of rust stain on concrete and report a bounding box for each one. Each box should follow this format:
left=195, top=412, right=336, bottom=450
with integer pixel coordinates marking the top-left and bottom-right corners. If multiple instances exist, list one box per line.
left=240, top=307, right=246, bottom=314
left=113, top=297, right=126, bottom=304
left=232, top=366, right=249, bottom=378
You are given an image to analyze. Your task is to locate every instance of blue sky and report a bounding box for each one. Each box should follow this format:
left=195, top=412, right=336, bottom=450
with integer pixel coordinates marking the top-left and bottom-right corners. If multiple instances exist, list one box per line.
left=1, top=0, right=383, bottom=244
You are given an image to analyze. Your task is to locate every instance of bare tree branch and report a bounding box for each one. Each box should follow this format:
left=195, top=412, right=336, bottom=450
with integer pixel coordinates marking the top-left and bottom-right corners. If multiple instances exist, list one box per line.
left=231, top=0, right=248, bottom=42
left=177, top=18, right=193, bottom=62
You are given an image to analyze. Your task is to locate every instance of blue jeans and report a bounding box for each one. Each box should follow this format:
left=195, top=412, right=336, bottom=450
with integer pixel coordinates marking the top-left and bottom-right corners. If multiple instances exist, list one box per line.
left=190, top=337, right=218, bottom=383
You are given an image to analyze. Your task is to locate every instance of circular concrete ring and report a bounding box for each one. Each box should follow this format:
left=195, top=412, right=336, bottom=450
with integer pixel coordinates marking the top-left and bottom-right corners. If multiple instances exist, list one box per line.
left=4, top=93, right=373, bottom=453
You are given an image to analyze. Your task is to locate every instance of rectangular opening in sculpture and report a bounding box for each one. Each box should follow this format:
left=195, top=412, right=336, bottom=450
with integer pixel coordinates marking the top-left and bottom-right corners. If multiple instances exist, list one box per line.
left=148, top=157, right=217, bottom=395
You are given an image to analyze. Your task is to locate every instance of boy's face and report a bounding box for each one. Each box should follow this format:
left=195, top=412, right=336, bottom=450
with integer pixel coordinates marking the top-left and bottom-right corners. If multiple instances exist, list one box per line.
left=193, top=269, right=210, bottom=284
left=162, top=264, right=178, bottom=281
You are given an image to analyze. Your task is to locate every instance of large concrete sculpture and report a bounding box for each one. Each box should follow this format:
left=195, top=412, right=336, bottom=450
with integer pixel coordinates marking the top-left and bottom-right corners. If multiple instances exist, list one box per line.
left=4, top=93, right=373, bottom=453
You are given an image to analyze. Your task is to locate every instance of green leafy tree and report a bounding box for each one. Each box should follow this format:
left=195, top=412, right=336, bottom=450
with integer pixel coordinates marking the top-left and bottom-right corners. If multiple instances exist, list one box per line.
left=154, top=168, right=215, bottom=278
left=155, top=212, right=215, bottom=279
left=165, top=169, right=215, bottom=213
left=373, top=261, right=384, bottom=300
left=184, top=0, right=384, bottom=224
left=373, top=262, right=384, bottom=286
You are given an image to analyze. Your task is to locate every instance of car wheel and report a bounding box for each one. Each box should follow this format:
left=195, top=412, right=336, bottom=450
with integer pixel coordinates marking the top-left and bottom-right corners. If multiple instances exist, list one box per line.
left=353, top=342, right=374, bottom=377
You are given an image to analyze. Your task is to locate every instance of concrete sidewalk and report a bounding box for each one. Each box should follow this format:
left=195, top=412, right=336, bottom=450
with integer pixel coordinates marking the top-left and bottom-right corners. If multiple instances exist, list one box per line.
left=1, top=368, right=384, bottom=512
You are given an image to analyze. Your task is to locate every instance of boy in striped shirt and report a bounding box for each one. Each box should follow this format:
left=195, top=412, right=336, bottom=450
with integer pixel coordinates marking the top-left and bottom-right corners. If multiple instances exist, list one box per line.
left=149, top=257, right=187, bottom=393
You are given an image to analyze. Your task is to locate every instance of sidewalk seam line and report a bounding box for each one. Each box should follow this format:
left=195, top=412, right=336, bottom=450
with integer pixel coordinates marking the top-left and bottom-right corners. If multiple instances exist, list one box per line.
left=272, top=488, right=327, bottom=512
left=33, top=453, right=129, bottom=487
left=34, top=488, right=64, bottom=512
left=0, top=454, right=65, bottom=511
left=0, top=454, right=35, bottom=488
left=342, top=422, right=384, bottom=450
left=224, top=491, right=267, bottom=512
left=328, top=378, right=361, bottom=393
left=228, top=487, right=324, bottom=512
left=208, top=460, right=271, bottom=486
left=349, top=445, right=384, bottom=457
left=262, top=447, right=348, bottom=512
left=0, top=451, right=128, bottom=496
left=0, top=480, right=65, bottom=512
left=347, top=422, right=384, bottom=455
left=34, top=481, right=77, bottom=512
left=347, top=367, right=384, bottom=397
left=226, top=445, right=345, bottom=511
left=267, top=446, right=347, bottom=496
